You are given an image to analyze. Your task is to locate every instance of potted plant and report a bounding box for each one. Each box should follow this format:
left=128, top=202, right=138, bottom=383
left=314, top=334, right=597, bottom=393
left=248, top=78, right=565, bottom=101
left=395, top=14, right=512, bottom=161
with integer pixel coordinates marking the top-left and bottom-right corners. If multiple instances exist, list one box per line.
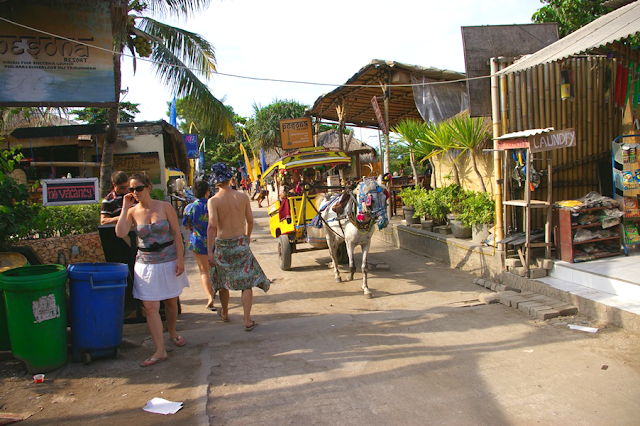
left=414, top=188, right=447, bottom=227
left=439, top=185, right=472, bottom=238
left=458, top=191, right=495, bottom=243
left=398, top=186, right=426, bottom=224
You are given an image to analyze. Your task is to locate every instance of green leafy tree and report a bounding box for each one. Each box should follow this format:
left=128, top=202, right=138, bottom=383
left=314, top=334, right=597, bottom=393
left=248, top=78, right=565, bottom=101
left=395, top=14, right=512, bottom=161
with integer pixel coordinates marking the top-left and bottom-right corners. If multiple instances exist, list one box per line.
left=245, top=99, right=309, bottom=156
left=448, top=115, right=490, bottom=192
left=0, top=148, right=40, bottom=248
left=101, top=0, right=235, bottom=197
left=532, top=0, right=606, bottom=38
left=71, top=101, right=140, bottom=124
left=171, top=97, right=245, bottom=170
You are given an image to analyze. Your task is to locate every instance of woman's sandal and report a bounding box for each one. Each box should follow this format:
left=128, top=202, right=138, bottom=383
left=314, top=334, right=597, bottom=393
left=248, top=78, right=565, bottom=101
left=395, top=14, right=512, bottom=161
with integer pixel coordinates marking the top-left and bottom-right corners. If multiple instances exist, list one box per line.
left=140, top=356, right=168, bottom=367
left=170, top=335, right=186, bottom=347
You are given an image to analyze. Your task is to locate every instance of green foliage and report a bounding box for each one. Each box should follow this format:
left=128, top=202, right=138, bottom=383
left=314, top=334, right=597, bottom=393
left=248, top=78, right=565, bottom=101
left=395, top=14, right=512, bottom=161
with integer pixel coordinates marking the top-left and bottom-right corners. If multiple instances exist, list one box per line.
left=398, top=186, right=427, bottom=208
left=150, top=189, right=166, bottom=200
left=245, top=99, right=309, bottom=154
left=458, top=191, right=495, bottom=227
left=70, top=101, right=140, bottom=124
left=411, top=184, right=469, bottom=223
left=30, top=205, right=101, bottom=239
left=532, top=0, right=605, bottom=38
left=0, top=148, right=41, bottom=248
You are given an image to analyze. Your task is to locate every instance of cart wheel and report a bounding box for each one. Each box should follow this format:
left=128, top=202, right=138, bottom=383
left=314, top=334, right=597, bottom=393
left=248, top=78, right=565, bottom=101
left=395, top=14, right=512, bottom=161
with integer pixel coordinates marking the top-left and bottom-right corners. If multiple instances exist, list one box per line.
left=82, top=352, right=91, bottom=365
left=337, top=242, right=349, bottom=265
left=279, top=235, right=292, bottom=271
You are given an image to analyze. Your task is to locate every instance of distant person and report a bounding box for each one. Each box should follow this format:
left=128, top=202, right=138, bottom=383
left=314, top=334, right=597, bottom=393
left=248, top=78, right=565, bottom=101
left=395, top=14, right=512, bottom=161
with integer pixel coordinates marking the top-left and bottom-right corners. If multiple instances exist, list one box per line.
left=251, top=175, right=262, bottom=200
left=116, top=172, right=189, bottom=367
left=100, top=171, right=130, bottom=225
left=182, top=180, right=216, bottom=312
left=207, top=163, right=270, bottom=331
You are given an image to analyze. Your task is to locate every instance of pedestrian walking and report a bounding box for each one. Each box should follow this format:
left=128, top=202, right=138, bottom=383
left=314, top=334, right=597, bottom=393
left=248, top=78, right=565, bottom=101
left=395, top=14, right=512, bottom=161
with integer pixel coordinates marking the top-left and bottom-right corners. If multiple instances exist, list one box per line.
left=116, top=172, right=189, bottom=367
left=182, top=180, right=216, bottom=312
left=207, top=163, right=270, bottom=331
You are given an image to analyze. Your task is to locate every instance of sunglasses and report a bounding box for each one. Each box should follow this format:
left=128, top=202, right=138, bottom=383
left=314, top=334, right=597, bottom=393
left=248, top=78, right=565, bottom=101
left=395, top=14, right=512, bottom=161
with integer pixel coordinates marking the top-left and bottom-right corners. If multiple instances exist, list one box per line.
left=129, top=185, right=146, bottom=193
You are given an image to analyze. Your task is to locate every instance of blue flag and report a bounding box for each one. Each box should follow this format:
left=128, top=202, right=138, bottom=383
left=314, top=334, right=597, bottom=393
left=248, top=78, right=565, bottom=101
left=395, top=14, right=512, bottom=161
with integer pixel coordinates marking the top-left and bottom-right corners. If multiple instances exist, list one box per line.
left=169, top=96, right=177, bottom=127
left=260, top=147, right=267, bottom=173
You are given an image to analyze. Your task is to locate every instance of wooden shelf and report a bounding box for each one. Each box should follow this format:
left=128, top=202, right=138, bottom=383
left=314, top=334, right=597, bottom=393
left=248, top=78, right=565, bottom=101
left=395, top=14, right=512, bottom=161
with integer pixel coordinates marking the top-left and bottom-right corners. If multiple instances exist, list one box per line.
left=503, top=200, right=550, bottom=208
left=572, top=223, right=606, bottom=229
left=573, top=236, right=620, bottom=244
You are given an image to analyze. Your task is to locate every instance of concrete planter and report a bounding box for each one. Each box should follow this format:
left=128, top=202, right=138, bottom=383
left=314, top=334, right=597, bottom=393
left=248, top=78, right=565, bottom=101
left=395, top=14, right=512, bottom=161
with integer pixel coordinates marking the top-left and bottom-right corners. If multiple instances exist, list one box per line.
left=402, top=207, right=420, bottom=224
left=472, top=224, right=492, bottom=244
left=447, top=214, right=471, bottom=239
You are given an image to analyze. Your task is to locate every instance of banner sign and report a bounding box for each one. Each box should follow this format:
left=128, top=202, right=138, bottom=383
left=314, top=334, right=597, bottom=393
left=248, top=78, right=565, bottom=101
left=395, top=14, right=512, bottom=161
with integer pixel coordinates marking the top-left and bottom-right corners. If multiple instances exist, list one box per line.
left=42, top=178, right=98, bottom=206
left=279, top=117, right=313, bottom=150
left=113, top=152, right=161, bottom=184
left=371, top=96, right=387, bottom=134
left=530, top=128, right=576, bottom=153
left=184, top=134, right=198, bottom=159
left=496, top=138, right=529, bottom=150
left=0, top=1, right=116, bottom=107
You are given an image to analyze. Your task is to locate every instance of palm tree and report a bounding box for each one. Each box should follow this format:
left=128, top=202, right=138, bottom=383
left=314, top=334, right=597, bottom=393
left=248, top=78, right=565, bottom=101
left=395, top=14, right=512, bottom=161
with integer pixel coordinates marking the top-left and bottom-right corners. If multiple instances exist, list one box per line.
left=415, top=121, right=461, bottom=187
left=447, top=114, right=490, bottom=192
left=391, top=119, right=427, bottom=186
left=100, top=0, right=235, bottom=196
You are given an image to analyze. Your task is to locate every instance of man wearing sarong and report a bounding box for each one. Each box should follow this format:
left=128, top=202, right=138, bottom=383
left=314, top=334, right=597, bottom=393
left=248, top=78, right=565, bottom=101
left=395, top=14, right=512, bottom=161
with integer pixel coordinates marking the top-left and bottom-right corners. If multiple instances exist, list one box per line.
left=207, top=163, right=270, bottom=331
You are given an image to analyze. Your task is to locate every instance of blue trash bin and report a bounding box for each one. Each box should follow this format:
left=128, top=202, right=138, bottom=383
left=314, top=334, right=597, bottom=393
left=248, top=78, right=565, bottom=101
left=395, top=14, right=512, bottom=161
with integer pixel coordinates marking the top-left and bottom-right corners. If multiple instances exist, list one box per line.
left=68, top=263, right=128, bottom=364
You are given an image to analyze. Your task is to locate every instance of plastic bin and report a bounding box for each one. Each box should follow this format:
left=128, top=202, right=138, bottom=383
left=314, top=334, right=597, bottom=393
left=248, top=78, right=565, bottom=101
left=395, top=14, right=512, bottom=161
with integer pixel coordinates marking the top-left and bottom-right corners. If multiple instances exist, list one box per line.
left=0, top=264, right=68, bottom=373
left=68, top=263, right=128, bottom=364
left=0, top=253, right=29, bottom=351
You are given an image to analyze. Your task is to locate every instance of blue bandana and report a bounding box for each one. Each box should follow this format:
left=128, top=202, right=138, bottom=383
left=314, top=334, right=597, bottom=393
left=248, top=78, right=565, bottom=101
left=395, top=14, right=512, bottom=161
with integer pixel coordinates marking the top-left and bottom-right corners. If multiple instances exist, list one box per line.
left=209, top=162, right=235, bottom=185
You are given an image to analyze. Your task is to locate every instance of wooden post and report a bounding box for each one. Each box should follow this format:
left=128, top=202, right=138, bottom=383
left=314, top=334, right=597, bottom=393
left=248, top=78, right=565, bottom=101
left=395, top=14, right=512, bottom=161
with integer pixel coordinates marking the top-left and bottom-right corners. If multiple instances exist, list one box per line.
left=508, top=72, right=517, bottom=133
left=491, top=57, right=505, bottom=247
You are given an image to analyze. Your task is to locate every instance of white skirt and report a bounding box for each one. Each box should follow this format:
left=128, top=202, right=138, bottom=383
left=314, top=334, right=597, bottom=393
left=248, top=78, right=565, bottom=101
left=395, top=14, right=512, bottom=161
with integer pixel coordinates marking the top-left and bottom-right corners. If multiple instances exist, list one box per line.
left=133, top=260, right=189, bottom=301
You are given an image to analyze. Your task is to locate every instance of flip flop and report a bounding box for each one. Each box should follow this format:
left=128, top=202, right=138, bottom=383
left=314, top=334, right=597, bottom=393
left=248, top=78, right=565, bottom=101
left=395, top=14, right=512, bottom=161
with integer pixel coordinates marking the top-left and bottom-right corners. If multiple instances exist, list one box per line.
left=244, top=321, right=258, bottom=331
left=217, top=309, right=230, bottom=322
left=207, top=305, right=216, bottom=312
left=140, top=356, right=168, bottom=368
left=170, top=335, right=186, bottom=347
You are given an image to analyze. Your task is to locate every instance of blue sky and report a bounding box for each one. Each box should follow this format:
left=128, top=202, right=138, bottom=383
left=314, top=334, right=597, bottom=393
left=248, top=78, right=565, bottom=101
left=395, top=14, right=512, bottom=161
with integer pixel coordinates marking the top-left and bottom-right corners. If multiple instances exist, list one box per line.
left=121, top=0, right=546, bottom=144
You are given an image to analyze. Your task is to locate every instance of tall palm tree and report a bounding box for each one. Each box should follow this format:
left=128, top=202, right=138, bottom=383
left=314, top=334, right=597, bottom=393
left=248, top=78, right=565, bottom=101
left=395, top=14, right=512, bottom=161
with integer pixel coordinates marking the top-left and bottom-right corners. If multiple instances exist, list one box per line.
left=101, top=0, right=235, bottom=196
left=448, top=115, right=490, bottom=192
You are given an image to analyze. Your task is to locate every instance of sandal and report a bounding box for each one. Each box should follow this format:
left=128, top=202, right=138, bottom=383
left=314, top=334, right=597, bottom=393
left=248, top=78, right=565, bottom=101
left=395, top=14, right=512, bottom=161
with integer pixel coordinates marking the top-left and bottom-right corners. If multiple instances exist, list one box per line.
left=217, top=309, right=230, bottom=322
left=170, top=335, right=186, bottom=347
left=244, top=321, right=258, bottom=331
left=140, top=356, right=168, bottom=367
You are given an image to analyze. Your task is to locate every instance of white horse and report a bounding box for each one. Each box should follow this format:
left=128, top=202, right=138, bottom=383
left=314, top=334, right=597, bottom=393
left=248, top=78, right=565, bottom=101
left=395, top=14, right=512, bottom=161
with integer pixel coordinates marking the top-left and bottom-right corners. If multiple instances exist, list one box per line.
left=316, top=178, right=390, bottom=298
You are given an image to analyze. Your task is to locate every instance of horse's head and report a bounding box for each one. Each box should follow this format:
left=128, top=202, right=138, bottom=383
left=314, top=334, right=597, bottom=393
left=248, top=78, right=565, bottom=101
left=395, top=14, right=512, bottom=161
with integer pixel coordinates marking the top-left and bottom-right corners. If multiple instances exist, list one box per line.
left=355, top=178, right=389, bottom=230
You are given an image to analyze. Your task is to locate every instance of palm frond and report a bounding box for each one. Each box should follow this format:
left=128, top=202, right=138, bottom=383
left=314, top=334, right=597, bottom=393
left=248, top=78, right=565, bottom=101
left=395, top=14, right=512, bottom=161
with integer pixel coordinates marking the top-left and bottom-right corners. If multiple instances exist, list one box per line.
left=148, top=42, right=234, bottom=137
left=145, top=0, right=213, bottom=19
left=136, top=16, right=216, bottom=78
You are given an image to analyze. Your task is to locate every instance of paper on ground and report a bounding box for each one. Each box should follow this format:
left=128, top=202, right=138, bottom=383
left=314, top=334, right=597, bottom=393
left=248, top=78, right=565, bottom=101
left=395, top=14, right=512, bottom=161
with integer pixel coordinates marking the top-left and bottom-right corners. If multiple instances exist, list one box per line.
left=143, top=397, right=183, bottom=415
left=568, top=324, right=599, bottom=333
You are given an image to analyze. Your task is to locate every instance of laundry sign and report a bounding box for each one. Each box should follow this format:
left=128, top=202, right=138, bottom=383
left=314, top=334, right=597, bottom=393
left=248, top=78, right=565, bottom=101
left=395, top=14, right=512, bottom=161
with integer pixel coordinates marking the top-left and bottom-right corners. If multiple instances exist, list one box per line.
left=32, top=294, right=60, bottom=323
left=530, top=128, right=576, bottom=153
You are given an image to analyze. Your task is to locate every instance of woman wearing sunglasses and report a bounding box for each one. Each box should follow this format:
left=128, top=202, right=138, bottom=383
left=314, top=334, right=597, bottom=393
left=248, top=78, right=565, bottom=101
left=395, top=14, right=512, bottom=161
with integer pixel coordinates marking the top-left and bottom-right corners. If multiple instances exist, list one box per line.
left=116, top=172, right=189, bottom=367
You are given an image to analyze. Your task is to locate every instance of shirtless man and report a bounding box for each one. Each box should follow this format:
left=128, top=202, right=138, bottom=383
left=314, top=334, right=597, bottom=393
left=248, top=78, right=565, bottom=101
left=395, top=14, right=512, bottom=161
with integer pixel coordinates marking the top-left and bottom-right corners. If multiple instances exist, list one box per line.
left=207, top=163, right=270, bottom=331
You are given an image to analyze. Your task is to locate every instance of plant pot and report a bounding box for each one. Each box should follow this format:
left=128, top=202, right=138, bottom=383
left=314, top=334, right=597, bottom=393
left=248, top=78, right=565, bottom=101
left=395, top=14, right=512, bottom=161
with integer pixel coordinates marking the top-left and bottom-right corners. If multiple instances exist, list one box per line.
left=472, top=224, right=492, bottom=244
left=447, top=214, right=471, bottom=239
left=402, top=207, right=420, bottom=224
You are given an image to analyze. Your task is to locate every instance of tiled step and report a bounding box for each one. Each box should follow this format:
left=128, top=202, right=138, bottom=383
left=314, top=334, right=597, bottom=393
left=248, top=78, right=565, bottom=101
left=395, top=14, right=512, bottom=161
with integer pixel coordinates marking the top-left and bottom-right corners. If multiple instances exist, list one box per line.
left=548, top=261, right=640, bottom=302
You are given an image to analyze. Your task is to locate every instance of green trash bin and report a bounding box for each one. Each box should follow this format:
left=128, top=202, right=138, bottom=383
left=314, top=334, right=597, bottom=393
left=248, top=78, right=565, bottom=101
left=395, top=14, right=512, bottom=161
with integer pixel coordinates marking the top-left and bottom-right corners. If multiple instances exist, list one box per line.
left=0, top=264, right=68, bottom=373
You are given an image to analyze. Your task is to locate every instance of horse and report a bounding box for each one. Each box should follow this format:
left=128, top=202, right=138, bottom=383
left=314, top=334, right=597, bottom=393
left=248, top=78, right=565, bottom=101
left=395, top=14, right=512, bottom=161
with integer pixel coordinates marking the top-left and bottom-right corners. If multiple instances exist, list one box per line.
left=315, top=177, right=390, bottom=298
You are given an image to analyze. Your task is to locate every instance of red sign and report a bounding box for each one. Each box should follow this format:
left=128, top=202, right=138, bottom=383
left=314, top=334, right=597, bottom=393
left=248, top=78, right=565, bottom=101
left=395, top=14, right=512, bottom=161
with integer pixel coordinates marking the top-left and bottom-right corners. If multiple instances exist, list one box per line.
left=371, top=96, right=387, bottom=134
left=42, top=178, right=99, bottom=206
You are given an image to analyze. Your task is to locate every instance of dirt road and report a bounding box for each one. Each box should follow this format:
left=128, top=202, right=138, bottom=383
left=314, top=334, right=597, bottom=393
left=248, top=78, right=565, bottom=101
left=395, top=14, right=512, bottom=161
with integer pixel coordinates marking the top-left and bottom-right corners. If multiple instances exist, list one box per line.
left=1, top=206, right=639, bottom=425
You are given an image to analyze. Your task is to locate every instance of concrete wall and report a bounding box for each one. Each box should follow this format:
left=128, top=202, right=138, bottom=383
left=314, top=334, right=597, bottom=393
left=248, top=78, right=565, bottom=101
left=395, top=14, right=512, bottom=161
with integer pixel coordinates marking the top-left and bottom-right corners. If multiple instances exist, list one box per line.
left=375, top=224, right=503, bottom=279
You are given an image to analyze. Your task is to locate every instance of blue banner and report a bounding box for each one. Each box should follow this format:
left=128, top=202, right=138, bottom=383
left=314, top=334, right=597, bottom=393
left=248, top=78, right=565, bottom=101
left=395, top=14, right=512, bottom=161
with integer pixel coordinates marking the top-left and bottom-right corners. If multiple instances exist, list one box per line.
left=184, top=134, right=198, bottom=159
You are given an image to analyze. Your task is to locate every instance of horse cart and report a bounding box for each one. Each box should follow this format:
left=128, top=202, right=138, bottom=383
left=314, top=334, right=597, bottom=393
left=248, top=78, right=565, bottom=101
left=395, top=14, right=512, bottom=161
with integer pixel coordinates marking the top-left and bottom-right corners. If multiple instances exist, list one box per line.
left=263, top=147, right=352, bottom=270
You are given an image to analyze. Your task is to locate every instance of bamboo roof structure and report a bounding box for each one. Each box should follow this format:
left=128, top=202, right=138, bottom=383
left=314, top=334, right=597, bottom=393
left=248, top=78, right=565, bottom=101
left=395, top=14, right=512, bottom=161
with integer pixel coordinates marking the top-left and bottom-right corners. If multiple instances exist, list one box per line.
left=306, top=60, right=465, bottom=129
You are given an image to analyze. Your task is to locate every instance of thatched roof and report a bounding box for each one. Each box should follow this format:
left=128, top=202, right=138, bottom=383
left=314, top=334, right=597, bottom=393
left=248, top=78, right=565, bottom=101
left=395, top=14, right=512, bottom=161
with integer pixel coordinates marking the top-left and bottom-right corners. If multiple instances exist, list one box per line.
left=315, top=129, right=376, bottom=155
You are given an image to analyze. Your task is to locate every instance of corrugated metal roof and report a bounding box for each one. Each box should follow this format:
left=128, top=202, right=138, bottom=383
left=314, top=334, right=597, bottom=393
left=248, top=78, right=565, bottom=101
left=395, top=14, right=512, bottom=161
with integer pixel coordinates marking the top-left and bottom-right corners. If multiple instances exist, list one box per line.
left=494, top=128, right=554, bottom=140
left=499, top=1, right=640, bottom=75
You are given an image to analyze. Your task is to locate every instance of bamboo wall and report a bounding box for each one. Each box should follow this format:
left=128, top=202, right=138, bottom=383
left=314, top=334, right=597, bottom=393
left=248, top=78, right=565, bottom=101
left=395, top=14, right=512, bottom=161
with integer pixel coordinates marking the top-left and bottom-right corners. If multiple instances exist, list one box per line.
left=498, top=57, right=623, bottom=230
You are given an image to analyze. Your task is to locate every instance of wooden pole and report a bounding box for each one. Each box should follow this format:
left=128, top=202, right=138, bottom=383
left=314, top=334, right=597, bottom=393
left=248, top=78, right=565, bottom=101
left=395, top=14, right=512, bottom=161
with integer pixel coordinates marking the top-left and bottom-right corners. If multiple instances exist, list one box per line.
left=508, top=72, right=517, bottom=133
left=526, top=69, right=534, bottom=129
left=520, top=72, right=528, bottom=132
left=515, top=72, right=523, bottom=131
left=544, top=62, right=552, bottom=126
left=586, top=57, right=594, bottom=191
left=532, top=67, right=540, bottom=128
left=537, top=65, right=546, bottom=128
left=491, top=57, right=505, bottom=247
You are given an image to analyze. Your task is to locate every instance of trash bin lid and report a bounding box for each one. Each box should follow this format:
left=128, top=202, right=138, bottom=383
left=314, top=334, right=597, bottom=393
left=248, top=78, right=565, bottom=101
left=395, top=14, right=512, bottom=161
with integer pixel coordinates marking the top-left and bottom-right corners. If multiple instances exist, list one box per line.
left=0, top=253, right=28, bottom=273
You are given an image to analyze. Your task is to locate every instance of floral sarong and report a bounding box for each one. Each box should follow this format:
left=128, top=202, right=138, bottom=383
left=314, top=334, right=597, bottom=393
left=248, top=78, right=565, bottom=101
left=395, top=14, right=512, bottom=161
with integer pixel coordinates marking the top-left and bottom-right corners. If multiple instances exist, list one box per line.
left=210, top=235, right=270, bottom=292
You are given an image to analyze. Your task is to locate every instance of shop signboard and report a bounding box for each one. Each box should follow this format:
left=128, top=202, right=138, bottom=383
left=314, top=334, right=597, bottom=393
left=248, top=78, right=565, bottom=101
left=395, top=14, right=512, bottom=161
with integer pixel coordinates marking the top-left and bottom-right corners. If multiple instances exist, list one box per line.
left=496, top=138, right=529, bottom=150
left=113, top=152, right=161, bottom=184
left=371, top=96, right=387, bottom=134
left=530, top=128, right=576, bottom=153
left=0, top=1, right=116, bottom=107
left=42, top=178, right=99, bottom=206
left=279, top=117, right=313, bottom=150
